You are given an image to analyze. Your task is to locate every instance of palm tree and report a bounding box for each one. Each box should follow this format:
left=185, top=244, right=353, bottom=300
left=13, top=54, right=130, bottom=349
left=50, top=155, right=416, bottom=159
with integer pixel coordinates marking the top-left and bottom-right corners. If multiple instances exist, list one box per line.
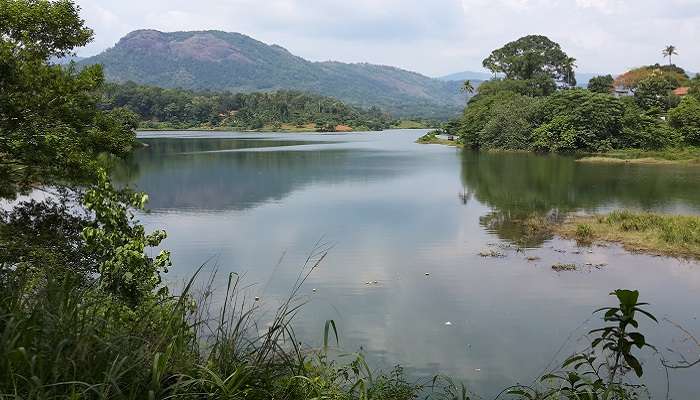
left=662, top=45, right=678, bottom=66
left=564, top=57, right=577, bottom=87
left=461, top=80, right=474, bottom=94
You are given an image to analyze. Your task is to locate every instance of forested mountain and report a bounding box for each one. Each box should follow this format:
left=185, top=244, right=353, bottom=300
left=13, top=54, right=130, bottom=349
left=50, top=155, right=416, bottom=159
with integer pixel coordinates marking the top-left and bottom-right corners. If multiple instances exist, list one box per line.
left=80, top=30, right=466, bottom=119
left=99, top=82, right=392, bottom=131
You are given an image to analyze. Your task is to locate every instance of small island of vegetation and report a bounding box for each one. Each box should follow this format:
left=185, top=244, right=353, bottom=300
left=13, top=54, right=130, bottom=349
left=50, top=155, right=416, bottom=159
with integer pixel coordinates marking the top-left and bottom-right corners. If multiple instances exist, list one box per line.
left=558, top=211, right=700, bottom=259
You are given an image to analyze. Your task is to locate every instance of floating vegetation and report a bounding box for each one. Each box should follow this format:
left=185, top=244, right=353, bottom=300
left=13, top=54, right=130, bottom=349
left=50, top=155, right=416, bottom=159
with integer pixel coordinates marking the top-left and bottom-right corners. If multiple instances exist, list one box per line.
left=551, top=263, right=577, bottom=272
left=479, top=249, right=506, bottom=258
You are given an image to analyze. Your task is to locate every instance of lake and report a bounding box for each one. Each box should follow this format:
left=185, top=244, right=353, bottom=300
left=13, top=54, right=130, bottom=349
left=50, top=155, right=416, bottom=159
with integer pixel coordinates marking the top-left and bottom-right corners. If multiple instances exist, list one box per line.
left=119, top=129, right=700, bottom=398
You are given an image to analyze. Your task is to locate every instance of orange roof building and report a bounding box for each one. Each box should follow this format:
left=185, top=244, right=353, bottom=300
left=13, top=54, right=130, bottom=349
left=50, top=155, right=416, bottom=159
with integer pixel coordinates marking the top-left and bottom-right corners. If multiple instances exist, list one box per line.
left=673, top=87, right=689, bottom=96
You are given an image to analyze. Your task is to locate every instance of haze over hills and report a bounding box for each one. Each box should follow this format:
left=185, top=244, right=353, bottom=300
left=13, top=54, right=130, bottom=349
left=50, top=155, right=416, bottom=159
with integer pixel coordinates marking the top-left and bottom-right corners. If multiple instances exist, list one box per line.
left=80, top=30, right=467, bottom=119
left=440, top=70, right=608, bottom=88
left=438, top=71, right=493, bottom=82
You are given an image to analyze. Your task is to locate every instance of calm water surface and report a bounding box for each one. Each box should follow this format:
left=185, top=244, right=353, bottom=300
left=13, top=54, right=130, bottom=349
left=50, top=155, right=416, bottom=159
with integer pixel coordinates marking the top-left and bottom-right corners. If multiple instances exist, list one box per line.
left=120, top=130, right=700, bottom=398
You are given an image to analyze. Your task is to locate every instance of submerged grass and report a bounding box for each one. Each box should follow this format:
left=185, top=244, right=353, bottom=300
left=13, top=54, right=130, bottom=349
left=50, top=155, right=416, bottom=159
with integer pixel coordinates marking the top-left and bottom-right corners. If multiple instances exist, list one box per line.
left=557, top=210, right=700, bottom=259
left=577, top=146, right=700, bottom=165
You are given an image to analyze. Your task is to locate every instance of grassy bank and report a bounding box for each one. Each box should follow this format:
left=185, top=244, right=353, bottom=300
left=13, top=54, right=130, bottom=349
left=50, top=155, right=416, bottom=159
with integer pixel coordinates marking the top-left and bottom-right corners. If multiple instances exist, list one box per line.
left=556, top=210, right=700, bottom=259
left=416, top=137, right=464, bottom=147
left=138, top=122, right=337, bottom=133
left=577, top=147, right=700, bottom=165
left=416, top=131, right=464, bottom=147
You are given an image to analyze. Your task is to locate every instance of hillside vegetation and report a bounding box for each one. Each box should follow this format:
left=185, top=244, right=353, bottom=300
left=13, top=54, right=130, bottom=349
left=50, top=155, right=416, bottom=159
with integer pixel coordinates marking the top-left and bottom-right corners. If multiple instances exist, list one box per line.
left=81, top=30, right=467, bottom=119
left=100, top=82, right=392, bottom=131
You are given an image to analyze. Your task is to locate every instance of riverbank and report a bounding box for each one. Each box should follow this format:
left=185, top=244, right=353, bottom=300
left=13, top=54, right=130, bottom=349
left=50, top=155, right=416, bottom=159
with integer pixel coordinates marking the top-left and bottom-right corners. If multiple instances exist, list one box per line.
left=576, top=147, right=700, bottom=165
left=555, top=211, right=700, bottom=260
left=139, top=123, right=330, bottom=133
left=138, top=121, right=433, bottom=133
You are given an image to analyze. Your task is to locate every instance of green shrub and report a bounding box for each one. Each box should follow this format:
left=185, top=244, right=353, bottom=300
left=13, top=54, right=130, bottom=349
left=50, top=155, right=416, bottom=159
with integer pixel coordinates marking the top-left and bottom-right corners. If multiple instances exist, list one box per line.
left=575, top=223, right=593, bottom=241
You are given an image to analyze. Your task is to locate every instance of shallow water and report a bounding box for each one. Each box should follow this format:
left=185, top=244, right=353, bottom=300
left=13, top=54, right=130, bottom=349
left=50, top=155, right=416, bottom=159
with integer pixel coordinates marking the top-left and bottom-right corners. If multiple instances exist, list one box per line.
left=120, top=129, right=700, bottom=398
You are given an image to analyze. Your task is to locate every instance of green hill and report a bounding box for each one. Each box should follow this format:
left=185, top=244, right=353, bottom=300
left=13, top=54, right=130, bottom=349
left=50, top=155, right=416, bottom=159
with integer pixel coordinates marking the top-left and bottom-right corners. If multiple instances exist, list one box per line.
left=80, top=30, right=466, bottom=119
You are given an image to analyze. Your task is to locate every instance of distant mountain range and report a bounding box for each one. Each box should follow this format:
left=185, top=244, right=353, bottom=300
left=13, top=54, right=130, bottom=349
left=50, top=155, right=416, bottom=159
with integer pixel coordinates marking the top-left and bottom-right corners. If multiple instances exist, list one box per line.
left=440, top=70, right=607, bottom=88
left=438, top=71, right=494, bottom=82
left=79, top=30, right=468, bottom=119
left=50, top=55, right=85, bottom=65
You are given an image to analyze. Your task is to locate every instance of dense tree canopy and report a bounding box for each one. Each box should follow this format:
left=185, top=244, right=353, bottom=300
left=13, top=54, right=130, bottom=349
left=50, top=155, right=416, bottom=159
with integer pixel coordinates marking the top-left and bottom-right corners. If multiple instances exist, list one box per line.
left=100, top=82, right=392, bottom=131
left=482, top=35, right=576, bottom=86
left=634, top=74, right=681, bottom=111
left=475, top=76, right=557, bottom=98
left=453, top=38, right=698, bottom=153
left=0, top=0, right=137, bottom=198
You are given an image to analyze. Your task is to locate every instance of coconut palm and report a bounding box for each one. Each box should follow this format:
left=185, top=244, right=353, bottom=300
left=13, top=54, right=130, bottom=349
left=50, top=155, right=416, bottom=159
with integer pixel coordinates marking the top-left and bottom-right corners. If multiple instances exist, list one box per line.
left=563, top=57, right=577, bottom=87
left=662, top=45, right=678, bottom=66
left=461, top=80, right=475, bottom=94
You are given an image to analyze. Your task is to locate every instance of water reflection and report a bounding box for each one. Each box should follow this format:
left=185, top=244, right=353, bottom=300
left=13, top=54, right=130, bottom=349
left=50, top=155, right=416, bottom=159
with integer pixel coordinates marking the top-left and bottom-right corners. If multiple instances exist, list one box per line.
left=459, top=150, right=700, bottom=245
left=115, top=136, right=421, bottom=211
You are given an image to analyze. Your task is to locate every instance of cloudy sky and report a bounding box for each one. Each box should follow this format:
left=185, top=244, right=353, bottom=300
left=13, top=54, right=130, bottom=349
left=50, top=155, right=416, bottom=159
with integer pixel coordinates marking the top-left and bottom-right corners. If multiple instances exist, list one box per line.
left=75, top=0, right=699, bottom=77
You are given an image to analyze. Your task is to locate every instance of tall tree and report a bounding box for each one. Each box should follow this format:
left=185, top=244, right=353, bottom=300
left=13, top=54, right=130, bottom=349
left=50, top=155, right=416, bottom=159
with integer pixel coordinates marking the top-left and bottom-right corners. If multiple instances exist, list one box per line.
left=482, top=35, right=576, bottom=84
left=0, top=0, right=137, bottom=198
left=564, top=57, right=578, bottom=87
left=662, top=45, right=678, bottom=66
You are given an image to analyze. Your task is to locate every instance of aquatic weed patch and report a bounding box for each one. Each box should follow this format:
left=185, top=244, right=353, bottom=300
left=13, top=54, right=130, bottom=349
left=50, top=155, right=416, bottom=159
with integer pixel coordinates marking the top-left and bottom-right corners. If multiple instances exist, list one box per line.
left=558, top=211, right=700, bottom=259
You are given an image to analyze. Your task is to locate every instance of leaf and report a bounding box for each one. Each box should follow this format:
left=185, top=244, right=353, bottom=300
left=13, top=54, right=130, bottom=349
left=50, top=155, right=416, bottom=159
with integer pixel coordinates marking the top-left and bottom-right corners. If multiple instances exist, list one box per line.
left=624, top=354, right=643, bottom=377
left=633, top=307, right=658, bottom=323
left=562, top=355, right=587, bottom=368
left=540, top=374, right=562, bottom=382
left=323, top=319, right=339, bottom=352
left=506, top=388, right=534, bottom=399
left=628, top=332, right=646, bottom=348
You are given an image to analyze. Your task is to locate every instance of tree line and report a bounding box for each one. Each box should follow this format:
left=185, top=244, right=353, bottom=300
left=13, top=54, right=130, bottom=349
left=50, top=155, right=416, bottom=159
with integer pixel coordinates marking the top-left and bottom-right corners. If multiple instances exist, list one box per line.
left=99, top=81, right=393, bottom=131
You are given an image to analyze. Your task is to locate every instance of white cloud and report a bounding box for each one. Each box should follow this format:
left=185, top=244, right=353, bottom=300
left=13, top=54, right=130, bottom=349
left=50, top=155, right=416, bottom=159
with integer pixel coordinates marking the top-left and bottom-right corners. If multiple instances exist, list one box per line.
left=75, top=0, right=700, bottom=77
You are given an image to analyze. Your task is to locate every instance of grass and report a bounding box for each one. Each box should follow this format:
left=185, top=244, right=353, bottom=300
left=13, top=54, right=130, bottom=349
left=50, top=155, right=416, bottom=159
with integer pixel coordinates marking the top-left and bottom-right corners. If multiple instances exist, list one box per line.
left=557, top=210, right=700, bottom=259
left=417, top=137, right=463, bottom=147
left=0, top=245, right=435, bottom=400
left=416, top=131, right=463, bottom=147
left=577, top=147, right=700, bottom=165
left=390, top=120, right=434, bottom=129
